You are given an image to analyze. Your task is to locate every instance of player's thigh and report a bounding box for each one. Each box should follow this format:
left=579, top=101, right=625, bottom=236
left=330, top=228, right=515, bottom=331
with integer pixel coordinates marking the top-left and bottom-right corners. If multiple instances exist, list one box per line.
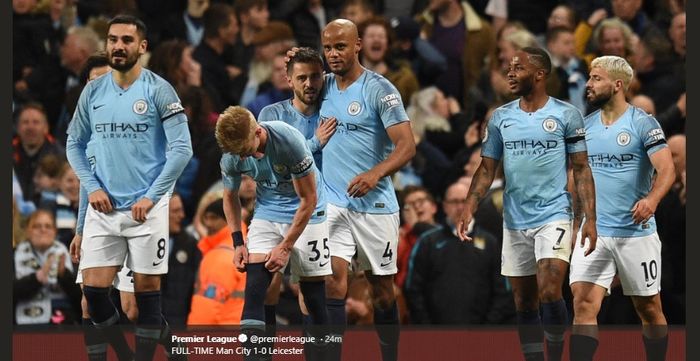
left=570, top=234, right=616, bottom=293
left=289, top=221, right=332, bottom=278
left=124, top=198, right=170, bottom=275
left=326, top=204, right=356, bottom=263
left=351, top=211, right=399, bottom=276
left=80, top=207, right=129, bottom=271
left=502, top=228, right=536, bottom=277
left=533, top=219, right=573, bottom=264
left=612, top=233, right=662, bottom=296
left=247, top=218, right=285, bottom=257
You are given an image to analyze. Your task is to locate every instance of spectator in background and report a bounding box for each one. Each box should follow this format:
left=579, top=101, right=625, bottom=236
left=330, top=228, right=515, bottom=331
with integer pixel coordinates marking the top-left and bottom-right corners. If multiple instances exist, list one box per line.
left=359, top=16, right=419, bottom=104
left=546, top=27, right=588, bottom=113
left=340, top=0, right=375, bottom=25
left=631, top=94, right=656, bottom=115
left=389, top=15, right=447, bottom=88
left=14, top=209, right=81, bottom=325
left=396, top=186, right=438, bottom=289
left=245, top=53, right=293, bottom=118
left=239, top=21, right=295, bottom=109
left=586, top=18, right=635, bottom=67
left=194, top=3, right=241, bottom=112
left=39, top=163, right=80, bottom=249
left=13, top=102, right=65, bottom=205
left=274, top=0, right=338, bottom=51
left=417, top=0, right=495, bottom=109
left=33, top=154, right=64, bottom=206
left=149, top=39, right=203, bottom=94
left=404, top=181, right=515, bottom=324
left=188, top=199, right=246, bottom=325
left=610, top=0, right=663, bottom=39
left=155, top=0, right=210, bottom=47
left=161, top=193, right=201, bottom=326
left=629, top=34, right=679, bottom=113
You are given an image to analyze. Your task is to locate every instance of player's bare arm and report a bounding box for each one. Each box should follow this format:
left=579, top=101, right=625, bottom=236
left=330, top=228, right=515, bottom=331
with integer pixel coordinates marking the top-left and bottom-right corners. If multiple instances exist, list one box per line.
left=570, top=151, right=597, bottom=256
left=457, top=156, right=498, bottom=241
left=265, top=172, right=318, bottom=273
left=223, top=187, right=248, bottom=272
left=567, top=167, right=584, bottom=245
left=347, top=121, right=416, bottom=198
left=632, top=147, right=675, bottom=224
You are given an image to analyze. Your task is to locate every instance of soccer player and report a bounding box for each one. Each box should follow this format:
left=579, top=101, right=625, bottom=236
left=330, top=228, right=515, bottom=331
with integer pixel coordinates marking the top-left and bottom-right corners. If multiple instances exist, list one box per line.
left=66, top=14, right=193, bottom=361
left=456, top=47, right=597, bottom=361
left=568, top=56, right=674, bottom=361
left=216, top=106, right=331, bottom=359
left=258, top=47, right=336, bottom=357
left=319, top=19, right=416, bottom=361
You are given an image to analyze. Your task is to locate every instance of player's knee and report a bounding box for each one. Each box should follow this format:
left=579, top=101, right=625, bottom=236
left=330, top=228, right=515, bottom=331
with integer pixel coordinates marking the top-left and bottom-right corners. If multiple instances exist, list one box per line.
left=573, top=298, right=600, bottom=322
left=82, top=286, right=117, bottom=323
left=538, top=285, right=563, bottom=302
left=325, top=273, right=347, bottom=298
left=633, top=297, right=664, bottom=323
left=121, top=295, right=139, bottom=322
left=133, top=273, right=161, bottom=292
left=368, top=276, right=396, bottom=309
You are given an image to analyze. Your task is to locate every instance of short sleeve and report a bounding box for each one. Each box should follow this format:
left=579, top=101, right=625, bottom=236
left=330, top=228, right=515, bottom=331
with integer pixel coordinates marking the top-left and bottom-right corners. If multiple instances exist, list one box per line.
left=368, top=77, right=409, bottom=129
left=564, top=107, right=587, bottom=153
left=636, top=113, right=668, bottom=156
left=481, top=110, right=504, bottom=161
left=220, top=154, right=242, bottom=190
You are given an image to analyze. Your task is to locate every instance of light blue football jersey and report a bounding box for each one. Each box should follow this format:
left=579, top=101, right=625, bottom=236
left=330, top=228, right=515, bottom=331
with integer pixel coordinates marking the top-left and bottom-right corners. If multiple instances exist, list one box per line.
left=220, top=121, right=326, bottom=224
left=258, top=99, right=324, bottom=170
left=67, top=69, right=192, bottom=210
left=584, top=105, right=667, bottom=237
left=482, top=97, right=587, bottom=229
left=319, top=69, right=409, bottom=214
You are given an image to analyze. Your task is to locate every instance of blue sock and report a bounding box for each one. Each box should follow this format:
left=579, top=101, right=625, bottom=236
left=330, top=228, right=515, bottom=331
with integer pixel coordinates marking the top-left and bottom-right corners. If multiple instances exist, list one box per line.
left=570, top=334, right=598, bottom=361
left=541, top=299, right=567, bottom=361
left=373, top=301, right=399, bottom=361
left=517, top=309, right=544, bottom=361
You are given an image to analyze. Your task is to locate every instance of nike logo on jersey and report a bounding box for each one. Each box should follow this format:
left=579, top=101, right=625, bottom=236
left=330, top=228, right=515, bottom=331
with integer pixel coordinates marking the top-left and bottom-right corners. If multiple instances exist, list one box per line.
left=380, top=261, right=392, bottom=267
left=319, top=261, right=329, bottom=268
left=152, top=259, right=165, bottom=267
left=93, top=104, right=106, bottom=110
left=646, top=280, right=656, bottom=288
left=552, top=245, right=564, bottom=250
left=503, top=123, right=513, bottom=128
left=435, top=240, right=448, bottom=249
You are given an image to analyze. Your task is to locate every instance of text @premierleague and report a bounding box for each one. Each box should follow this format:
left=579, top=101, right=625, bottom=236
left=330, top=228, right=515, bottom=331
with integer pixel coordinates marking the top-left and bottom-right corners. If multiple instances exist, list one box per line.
left=170, top=334, right=341, bottom=356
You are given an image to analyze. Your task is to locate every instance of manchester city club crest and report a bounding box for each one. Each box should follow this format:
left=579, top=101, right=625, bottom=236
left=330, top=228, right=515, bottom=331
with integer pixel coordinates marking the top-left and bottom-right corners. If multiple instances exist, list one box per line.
left=542, top=118, right=558, bottom=132
left=617, top=131, right=631, bottom=146
left=133, top=99, right=148, bottom=114
left=347, top=101, right=362, bottom=116
left=273, top=164, right=288, bottom=174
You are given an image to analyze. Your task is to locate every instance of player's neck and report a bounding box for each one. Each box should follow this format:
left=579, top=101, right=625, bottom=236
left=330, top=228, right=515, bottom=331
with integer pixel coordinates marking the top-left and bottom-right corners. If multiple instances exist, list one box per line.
left=257, top=126, right=268, bottom=153
left=518, top=90, right=549, bottom=113
left=335, top=64, right=364, bottom=90
left=291, top=98, right=317, bottom=116
left=112, top=65, right=142, bottom=89
left=600, top=97, right=629, bottom=126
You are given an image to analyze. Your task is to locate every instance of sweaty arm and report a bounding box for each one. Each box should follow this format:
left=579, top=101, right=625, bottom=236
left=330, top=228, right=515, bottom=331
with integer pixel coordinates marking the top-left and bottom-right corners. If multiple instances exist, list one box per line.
left=632, top=147, right=675, bottom=224
left=144, top=114, right=193, bottom=203
left=456, top=156, right=498, bottom=240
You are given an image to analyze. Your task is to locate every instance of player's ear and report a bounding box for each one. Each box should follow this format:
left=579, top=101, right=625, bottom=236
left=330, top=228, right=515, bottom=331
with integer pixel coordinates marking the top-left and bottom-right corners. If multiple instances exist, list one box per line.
left=139, top=39, right=148, bottom=55
left=355, top=38, right=361, bottom=54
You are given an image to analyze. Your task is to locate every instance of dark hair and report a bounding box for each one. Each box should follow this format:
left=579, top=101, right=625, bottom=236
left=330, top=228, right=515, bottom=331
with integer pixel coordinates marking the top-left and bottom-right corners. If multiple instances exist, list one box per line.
left=80, top=51, right=110, bottom=85
left=233, top=0, right=267, bottom=17
left=203, top=198, right=226, bottom=219
left=108, top=14, right=148, bottom=39
left=358, top=16, right=395, bottom=45
left=286, top=47, right=324, bottom=74
left=545, top=26, right=573, bottom=45
left=401, top=185, right=436, bottom=205
left=148, top=39, right=188, bottom=88
left=522, top=46, right=552, bottom=75
left=203, top=3, right=236, bottom=39
left=17, top=101, right=48, bottom=121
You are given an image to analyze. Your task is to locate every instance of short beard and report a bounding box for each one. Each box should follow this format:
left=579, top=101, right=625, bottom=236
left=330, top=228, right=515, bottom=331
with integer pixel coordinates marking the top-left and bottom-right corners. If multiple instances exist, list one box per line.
left=109, top=56, right=139, bottom=72
left=587, top=91, right=612, bottom=108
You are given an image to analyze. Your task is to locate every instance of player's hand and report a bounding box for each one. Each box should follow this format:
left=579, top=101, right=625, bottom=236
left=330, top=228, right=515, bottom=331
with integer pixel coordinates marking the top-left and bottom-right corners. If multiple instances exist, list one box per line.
left=131, top=197, right=154, bottom=223
left=265, top=244, right=291, bottom=273
left=316, top=117, right=337, bottom=147
left=631, top=198, right=657, bottom=224
left=69, top=234, right=83, bottom=263
left=89, top=189, right=113, bottom=213
left=456, top=208, right=475, bottom=242
left=579, top=219, right=598, bottom=257
left=233, top=245, right=249, bottom=272
left=284, top=47, right=301, bottom=64
left=347, top=170, right=381, bottom=198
